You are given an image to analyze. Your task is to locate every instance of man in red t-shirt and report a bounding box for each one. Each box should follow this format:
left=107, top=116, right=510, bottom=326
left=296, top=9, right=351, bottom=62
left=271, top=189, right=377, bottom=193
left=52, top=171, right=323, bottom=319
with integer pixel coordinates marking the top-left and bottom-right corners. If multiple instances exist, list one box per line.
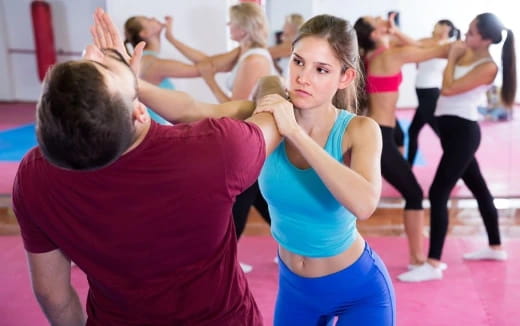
left=12, top=10, right=284, bottom=326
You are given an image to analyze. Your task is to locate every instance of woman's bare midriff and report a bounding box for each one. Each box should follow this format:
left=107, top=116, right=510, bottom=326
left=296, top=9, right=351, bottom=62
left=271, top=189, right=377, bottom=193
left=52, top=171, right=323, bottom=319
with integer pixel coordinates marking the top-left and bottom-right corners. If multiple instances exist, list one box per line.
left=367, top=92, right=399, bottom=127
left=279, top=235, right=366, bottom=278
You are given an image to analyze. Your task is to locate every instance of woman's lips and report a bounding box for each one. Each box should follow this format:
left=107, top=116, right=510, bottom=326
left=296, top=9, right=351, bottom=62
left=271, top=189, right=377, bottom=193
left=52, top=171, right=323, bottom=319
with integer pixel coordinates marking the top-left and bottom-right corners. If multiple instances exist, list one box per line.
left=294, top=89, right=311, bottom=96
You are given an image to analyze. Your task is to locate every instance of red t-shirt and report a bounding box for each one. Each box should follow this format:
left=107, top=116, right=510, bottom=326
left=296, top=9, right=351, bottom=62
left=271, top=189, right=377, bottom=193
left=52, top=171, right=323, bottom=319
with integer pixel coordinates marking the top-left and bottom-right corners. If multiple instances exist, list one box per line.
left=13, top=119, right=266, bottom=326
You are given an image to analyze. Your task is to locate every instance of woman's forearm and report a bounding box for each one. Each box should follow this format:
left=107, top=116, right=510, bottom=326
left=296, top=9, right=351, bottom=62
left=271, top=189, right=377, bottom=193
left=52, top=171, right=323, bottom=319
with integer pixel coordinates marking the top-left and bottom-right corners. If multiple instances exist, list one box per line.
left=286, top=128, right=380, bottom=219
left=165, top=34, right=208, bottom=63
left=441, top=60, right=456, bottom=93
left=203, top=76, right=231, bottom=103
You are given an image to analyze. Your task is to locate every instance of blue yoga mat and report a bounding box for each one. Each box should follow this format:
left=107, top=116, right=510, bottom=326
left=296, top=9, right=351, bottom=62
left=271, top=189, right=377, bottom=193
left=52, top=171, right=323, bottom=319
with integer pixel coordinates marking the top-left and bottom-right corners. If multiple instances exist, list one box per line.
left=0, top=124, right=37, bottom=162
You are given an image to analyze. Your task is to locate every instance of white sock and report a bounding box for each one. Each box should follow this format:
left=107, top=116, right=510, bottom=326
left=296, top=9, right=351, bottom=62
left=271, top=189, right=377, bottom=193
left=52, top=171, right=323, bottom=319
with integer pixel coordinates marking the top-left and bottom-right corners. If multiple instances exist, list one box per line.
left=398, top=263, right=442, bottom=282
left=408, top=262, right=447, bottom=271
left=463, top=248, right=508, bottom=261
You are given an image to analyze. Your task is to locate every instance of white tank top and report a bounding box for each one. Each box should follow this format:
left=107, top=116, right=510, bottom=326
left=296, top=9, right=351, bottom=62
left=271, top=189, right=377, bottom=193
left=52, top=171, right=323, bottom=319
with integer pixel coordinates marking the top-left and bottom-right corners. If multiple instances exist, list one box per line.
left=435, top=58, right=494, bottom=121
left=225, top=48, right=278, bottom=97
left=415, top=58, right=447, bottom=88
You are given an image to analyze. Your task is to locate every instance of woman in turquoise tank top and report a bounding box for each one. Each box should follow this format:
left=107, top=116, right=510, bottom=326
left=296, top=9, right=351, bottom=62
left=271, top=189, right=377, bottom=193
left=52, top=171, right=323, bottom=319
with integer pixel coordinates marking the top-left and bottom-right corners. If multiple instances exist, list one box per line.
left=123, top=15, right=200, bottom=124
left=255, top=15, right=395, bottom=325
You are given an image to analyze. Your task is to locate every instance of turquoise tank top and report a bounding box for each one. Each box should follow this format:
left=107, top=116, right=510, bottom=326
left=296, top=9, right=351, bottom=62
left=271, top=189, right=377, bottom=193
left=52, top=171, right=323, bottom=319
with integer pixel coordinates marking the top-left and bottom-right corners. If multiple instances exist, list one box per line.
left=258, top=110, right=358, bottom=258
left=142, top=50, right=176, bottom=125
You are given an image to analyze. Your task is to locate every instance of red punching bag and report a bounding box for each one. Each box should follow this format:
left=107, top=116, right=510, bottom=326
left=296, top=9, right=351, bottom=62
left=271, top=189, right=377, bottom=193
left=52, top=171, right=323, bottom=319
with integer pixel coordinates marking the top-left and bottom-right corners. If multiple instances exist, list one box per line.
left=31, top=0, right=57, bottom=81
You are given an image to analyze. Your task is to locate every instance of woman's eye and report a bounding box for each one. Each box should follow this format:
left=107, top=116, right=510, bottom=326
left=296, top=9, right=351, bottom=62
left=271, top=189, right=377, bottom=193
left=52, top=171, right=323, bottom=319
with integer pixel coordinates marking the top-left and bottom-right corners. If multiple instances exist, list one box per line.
left=317, top=67, right=329, bottom=74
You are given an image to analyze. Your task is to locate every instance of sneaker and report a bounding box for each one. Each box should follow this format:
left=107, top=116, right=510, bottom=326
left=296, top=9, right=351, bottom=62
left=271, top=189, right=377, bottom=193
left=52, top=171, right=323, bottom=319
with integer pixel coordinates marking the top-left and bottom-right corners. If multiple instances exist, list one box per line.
left=463, top=248, right=508, bottom=261
left=240, top=262, right=253, bottom=273
left=408, top=262, right=448, bottom=271
left=398, top=263, right=442, bottom=282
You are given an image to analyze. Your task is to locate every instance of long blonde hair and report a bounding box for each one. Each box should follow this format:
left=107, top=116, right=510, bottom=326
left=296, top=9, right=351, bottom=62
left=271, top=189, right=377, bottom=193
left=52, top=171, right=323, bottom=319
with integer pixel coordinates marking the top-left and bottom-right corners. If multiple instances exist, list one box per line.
left=229, top=3, right=269, bottom=48
left=286, top=14, right=304, bottom=31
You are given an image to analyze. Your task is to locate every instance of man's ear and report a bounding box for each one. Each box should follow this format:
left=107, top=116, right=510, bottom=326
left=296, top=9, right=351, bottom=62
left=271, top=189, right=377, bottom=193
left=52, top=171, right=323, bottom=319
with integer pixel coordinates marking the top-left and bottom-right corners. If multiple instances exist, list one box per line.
left=338, top=68, right=356, bottom=90
left=132, top=101, right=149, bottom=123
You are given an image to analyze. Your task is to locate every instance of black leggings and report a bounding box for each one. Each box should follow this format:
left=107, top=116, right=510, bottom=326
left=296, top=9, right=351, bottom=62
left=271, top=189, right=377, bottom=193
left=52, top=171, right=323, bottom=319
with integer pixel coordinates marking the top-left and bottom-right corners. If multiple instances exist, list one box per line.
left=394, top=118, right=405, bottom=148
left=380, top=126, right=423, bottom=210
left=428, top=116, right=501, bottom=260
left=232, top=181, right=271, bottom=239
left=407, top=88, right=440, bottom=165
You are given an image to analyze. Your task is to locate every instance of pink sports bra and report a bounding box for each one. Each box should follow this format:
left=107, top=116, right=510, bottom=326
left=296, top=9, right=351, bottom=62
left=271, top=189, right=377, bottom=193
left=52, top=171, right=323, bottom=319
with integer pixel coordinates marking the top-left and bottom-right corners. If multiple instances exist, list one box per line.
left=364, top=47, right=403, bottom=94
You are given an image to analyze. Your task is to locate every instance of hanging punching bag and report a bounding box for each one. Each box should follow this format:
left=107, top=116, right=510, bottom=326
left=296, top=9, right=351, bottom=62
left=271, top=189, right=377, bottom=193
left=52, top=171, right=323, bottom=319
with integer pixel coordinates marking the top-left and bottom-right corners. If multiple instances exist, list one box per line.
left=31, top=0, right=57, bottom=81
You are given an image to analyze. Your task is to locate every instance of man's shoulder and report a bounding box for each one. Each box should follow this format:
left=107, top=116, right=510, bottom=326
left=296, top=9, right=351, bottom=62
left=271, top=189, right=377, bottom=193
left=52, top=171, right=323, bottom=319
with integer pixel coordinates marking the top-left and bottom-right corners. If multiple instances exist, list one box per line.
left=174, top=118, right=261, bottom=141
left=14, top=147, right=52, bottom=195
left=13, top=147, right=47, bottom=210
left=18, top=146, right=46, bottom=172
left=196, top=117, right=249, bottom=130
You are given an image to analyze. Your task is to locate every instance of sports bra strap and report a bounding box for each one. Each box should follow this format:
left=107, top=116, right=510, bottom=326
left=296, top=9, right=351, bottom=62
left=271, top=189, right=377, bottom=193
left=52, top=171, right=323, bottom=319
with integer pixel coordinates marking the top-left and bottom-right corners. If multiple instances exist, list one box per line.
left=365, top=46, right=388, bottom=63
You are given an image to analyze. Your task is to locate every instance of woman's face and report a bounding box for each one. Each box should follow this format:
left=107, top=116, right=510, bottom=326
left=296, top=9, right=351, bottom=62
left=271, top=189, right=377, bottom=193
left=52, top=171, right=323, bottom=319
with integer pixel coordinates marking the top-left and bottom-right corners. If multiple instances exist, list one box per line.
left=464, top=19, right=487, bottom=48
left=433, top=23, right=451, bottom=39
left=287, top=36, right=352, bottom=110
left=228, top=18, right=246, bottom=42
left=363, top=16, right=389, bottom=40
left=138, top=16, right=163, bottom=39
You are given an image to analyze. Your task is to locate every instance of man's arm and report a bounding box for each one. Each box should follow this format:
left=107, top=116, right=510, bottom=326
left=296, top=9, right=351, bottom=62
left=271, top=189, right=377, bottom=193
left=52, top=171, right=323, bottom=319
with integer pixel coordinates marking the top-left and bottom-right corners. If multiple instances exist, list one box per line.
left=91, top=8, right=285, bottom=126
left=27, top=249, right=85, bottom=326
left=138, top=75, right=286, bottom=125
left=247, top=76, right=286, bottom=156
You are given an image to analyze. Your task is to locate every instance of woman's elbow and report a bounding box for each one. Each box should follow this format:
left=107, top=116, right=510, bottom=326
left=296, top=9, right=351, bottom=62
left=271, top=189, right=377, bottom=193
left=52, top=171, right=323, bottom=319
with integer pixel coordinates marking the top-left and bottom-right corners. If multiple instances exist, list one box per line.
left=193, top=56, right=210, bottom=65
left=33, top=286, right=62, bottom=308
left=352, top=194, right=379, bottom=220
left=356, top=202, right=378, bottom=220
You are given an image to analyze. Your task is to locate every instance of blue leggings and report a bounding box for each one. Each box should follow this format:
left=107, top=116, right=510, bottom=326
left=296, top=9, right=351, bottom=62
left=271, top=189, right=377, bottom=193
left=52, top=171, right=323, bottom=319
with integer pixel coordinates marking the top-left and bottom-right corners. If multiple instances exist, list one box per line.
left=275, top=243, right=396, bottom=326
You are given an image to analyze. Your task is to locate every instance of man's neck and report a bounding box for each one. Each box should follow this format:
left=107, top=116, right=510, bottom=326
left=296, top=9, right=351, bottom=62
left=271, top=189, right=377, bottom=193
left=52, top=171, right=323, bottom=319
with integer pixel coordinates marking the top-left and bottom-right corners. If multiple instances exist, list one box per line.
left=123, top=118, right=152, bottom=155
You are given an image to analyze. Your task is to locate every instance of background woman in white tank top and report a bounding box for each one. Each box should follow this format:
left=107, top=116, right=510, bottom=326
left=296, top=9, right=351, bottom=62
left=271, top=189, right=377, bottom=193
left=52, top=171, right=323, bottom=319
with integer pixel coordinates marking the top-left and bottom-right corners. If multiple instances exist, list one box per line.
left=166, top=2, right=277, bottom=273
left=399, top=12, right=516, bottom=283
left=167, top=2, right=277, bottom=102
left=407, top=19, right=460, bottom=165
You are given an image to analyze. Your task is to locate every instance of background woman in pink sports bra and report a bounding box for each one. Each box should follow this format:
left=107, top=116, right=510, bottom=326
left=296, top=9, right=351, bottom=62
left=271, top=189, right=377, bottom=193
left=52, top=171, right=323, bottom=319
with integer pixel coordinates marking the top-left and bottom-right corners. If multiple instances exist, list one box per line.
left=354, top=15, right=450, bottom=278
